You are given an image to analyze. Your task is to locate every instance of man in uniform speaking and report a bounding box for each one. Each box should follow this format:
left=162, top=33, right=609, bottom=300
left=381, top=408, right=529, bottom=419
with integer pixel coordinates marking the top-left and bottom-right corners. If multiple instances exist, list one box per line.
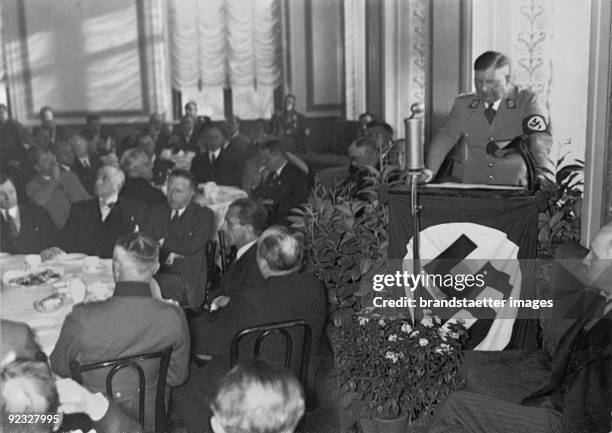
left=425, top=51, right=554, bottom=188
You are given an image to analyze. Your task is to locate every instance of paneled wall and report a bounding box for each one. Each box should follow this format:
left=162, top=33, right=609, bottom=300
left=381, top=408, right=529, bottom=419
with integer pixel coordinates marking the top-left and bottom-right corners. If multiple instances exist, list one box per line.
left=285, top=0, right=345, bottom=117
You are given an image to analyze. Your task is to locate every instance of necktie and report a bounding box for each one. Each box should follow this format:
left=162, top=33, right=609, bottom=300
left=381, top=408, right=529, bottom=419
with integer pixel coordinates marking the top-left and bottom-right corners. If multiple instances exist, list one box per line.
left=101, top=202, right=115, bottom=221
left=484, top=103, right=496, bottom=124
left=210, top=154, right=216, bottom=165
left=171, top=210, right=179, bottom=224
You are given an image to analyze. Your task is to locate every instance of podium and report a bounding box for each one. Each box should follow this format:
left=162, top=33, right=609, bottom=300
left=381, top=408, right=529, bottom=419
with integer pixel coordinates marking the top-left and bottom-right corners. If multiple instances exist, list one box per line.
left=382, top=184, right=547, bottom=350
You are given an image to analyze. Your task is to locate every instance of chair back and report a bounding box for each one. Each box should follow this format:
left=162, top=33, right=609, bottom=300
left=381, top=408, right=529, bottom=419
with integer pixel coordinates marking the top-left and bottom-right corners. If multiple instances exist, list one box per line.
left=69, top=347, right=173, bottom=431
left=230, top=320, right=311, bottom=386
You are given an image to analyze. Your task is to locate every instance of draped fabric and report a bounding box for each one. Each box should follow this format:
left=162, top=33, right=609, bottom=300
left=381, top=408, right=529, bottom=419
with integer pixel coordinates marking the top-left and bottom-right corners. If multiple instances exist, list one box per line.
left=168, top=0, right=281, bottom=119
left=343, top=0, right=367, bottom=120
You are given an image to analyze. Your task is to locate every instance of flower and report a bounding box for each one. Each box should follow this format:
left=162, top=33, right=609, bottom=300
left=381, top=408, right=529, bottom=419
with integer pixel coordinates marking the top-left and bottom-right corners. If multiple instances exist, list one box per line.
left=410, top=330, right=419, bottom=338
left=421, top=316, right=434, bottom=328
left=385, top=351, right=400, bottom=363
left=401, top=323, right=413, bottom=333
left=423, top=309, right=432, bottom=316
left=388, top=334, right=398, bottom=342
left=438, top=327, right=448, bottom=341
left=378, top=318, right=386, bottom=326
left=419, top=338, right=429, bottom=346
left=358, top=317, right=370, bottom=326
left=434, top=315, right=442, bottom=324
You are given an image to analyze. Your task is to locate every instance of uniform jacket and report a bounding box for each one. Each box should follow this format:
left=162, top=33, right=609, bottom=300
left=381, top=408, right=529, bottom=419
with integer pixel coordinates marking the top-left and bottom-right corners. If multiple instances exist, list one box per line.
left=427, top=87, right=551, bottom=185
left=50, top=281, right=190, bottom=432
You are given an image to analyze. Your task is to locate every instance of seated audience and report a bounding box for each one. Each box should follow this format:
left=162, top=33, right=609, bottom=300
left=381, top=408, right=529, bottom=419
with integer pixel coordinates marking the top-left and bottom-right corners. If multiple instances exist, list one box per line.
left=192, top=198, right=268, bottom=353
left=0, top=104, right=21, bottom=159
left=0, top=357, right=142, bottom=433
left=162, top=114, right=198, bottom=170
left=210, top=360, right=305, bottom=433
left=43, top=165, right=147, bottom=258
left=345, top=137, right=379, bottom=195
left=3, top=125, right=37, bottom=201
left=251, top=138, right=310, bottom=224
left=185, top=100, right=212, bottom=136
left=138, top=133, right=173, bottom=186
left=68, top=130, right=102, bottom=195
left=0, top=174, right=55, bottom=254
left=50, top=232, right=190, bottom=431
left=34, top=106, right=59, bottom=148
left=429, top=224, right=612, bottom=433
left=225, top=115, right=251, bottom=155
left=26, top=148, right=90, bottom=229
left=174, top=226, right=326, bottom=433
left=191, top=123, right=244, bottom=187
left=144, top=169, right=214, bottom=309
left=84, top=113, right=117, bottom=166
left=0, top=319, right=45, bottom=361
left=355, top=112, right=375, bottom=139
left=119, top=147, right=166, bottom=209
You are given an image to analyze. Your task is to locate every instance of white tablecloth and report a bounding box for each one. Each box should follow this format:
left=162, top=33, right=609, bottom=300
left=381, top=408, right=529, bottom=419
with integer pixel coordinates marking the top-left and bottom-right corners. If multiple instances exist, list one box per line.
left=0, top=255, right=114, bottom=355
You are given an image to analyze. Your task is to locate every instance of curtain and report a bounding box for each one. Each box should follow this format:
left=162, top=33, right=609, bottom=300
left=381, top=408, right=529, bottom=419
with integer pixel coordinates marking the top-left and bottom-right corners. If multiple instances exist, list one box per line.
left=344, top=0, right=366, bottom=120
left=168, top=0, right=281, bottom=119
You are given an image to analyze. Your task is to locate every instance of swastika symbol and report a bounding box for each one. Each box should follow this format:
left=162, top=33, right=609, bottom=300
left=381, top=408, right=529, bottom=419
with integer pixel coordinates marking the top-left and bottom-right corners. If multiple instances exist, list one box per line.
left=526, top=115, right=547, bottom=132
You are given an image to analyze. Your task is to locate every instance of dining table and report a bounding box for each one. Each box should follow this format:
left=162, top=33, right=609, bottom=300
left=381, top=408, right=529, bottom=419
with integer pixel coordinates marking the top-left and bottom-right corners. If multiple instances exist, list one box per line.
left=0, top=254, right=115, bottom=355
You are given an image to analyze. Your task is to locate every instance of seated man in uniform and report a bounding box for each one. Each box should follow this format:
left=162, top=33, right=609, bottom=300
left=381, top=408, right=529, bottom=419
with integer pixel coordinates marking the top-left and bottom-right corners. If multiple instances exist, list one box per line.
left=425, top=51, right=554, bottom=188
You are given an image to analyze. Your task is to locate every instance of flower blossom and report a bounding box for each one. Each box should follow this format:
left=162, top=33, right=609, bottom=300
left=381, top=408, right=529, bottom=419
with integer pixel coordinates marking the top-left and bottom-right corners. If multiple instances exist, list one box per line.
left=410, top=330, right=419, bottom=338
left=421, top=316, right=434, bottom=328
left=401, top=323, right=413, bottom=333
left=358, top=317, right=370, bottom=326
left=434, top=315, right=442, bottom=324
left=419, top=338, right=429, bottom=347
left=388, top=334, right=398, bottom=342
left=378, top=318, right=386, bottom=327
left=385, top=351, right=400, bottom=363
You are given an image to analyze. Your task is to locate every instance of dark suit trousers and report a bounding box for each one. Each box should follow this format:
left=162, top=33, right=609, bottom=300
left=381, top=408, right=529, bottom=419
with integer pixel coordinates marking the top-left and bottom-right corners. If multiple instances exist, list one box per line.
left=429, top=391, right=562, bottom=433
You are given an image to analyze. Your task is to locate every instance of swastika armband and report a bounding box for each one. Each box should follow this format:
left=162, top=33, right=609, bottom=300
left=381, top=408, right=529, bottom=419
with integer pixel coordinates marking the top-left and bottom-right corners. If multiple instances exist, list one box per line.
left=522, top=114, right=549, bottom=134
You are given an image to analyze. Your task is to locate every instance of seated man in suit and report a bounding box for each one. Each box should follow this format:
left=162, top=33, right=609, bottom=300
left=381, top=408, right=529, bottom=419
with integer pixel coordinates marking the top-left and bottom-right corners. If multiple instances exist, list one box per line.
left=251, top=138, right=310, bottom=225
left=191, top=123, right=244, bottom=187
left=34, top=106, right=60, bottom=148
left=210, top=360, right=305, bottom=433
left=192, top=198, right=268, bottom=356
left=42, top=165, right=147, bottom=259
left=144, top=169, right=214, bottom=309
left=429, top=224, right=612, bottom=433
left=138, top=133, right=174, bottom=186
left=225, top=116, right=251, bottom=155
left=119, top=147, right=166, bottom=210
left=0, top=174, right=56, bottom=254
left=185, top=101, right=212, bottom=136
left=50, top=232, right=190, bottom=431
left=1, top=356, right=142, bottom=433
left=68, top=130, right=102, bottom=195
left=174, top=226, right=326, bottom=433
left=161, top=115, right=199, bottom=171
left=26, top=148, right=90, bottom=229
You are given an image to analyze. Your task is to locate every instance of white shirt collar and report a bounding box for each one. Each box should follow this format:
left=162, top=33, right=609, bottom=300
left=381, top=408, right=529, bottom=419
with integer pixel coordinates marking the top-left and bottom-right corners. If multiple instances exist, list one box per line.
left=236, top=240, right=256, bottom=261
left=79, top=156, right=90, bottom=165
left=275, top=161, right=288, bottom=177
left=172, top=207, right=187, bottom=218
left=487, top=99, right=502, bottom=111
left=99, top=193, right=119, bottom=207
left=209, top=148, right=221, bottom=160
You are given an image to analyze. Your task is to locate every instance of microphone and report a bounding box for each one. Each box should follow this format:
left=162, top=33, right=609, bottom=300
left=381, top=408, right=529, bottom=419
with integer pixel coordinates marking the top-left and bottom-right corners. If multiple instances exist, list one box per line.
left=404, top=103, right=425, bottom=172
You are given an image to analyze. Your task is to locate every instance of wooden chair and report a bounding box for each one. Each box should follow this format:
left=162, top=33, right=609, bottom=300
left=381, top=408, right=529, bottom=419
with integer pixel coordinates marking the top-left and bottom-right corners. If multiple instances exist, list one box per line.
left=69, top=347, right=173, bottom=432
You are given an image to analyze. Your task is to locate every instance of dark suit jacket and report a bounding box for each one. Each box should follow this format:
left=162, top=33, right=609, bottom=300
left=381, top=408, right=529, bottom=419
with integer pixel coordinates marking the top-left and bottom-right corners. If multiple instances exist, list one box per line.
left=58, top=197, right=148, bottom=258
left=200, top=271, right=326, bottom=367
left=50, top=281, right=190, bottom=431
left=229, top=133, right=251, bottom=155
left=207, top=243, right=263, bottom=301
left=0, top=319, right=45, bottom=360
left=252, top=161, right=310, bottom=224
left=72, top=155, right=102, bottom=195
left=190, top=143, right=244, bottom=187
left=166, top=132, right=199, bottom=154
left=144, top=203, right=214, bottom=308
left=523, top=291, right=612, bottom=432
left=120, top=177, right=167, bottom=210
left=0, top=205, right=56, bottom=254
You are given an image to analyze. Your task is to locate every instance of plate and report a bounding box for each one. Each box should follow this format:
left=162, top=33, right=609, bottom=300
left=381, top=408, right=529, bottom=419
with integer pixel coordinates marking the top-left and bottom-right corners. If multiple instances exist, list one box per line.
left=3, top=268, right=64, bottom=287
left=33, top=293, right=65, bottom=313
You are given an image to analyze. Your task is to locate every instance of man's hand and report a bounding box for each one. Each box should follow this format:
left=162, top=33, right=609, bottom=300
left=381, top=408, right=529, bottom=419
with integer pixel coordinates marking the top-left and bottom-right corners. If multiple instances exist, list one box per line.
left=41, top=247, right=65, bottom=261
left=210, top=295, right=231, bottom=312
left=56, top=378, right=109, bottom=421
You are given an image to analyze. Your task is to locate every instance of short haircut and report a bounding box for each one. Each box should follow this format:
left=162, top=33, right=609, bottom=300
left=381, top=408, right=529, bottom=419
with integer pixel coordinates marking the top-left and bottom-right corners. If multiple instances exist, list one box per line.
left=185, top=100, right=197, bottom=110
left=366, top=121, right=393, bottom=136
left=352, top=137, right=377, bottom=150
left=473, top=51, right=510, bottom=71
left=229, top=198, right=269, bottom=236
left=211, top=360, right=305, bottom=433
left=120, top=147, right=149, bottom=173
left=39, top=106, right=53, bottom=119
left=358, top=112, right=375, bottom=121
left=115, top=232, right=159, bottom=272
left=257, top=226, right=303, bottom=273
left=258, top=138, right=285, bottom=156
left=168, top=169, right=196, bottom=190
left=1, top=360, right=58, bottom=433
left=202, top=122, right=230, bottom=139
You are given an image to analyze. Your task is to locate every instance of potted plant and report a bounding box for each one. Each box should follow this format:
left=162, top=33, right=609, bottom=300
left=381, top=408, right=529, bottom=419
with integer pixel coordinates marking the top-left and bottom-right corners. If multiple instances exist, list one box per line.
left=334, top=309, right=467, bottom=432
